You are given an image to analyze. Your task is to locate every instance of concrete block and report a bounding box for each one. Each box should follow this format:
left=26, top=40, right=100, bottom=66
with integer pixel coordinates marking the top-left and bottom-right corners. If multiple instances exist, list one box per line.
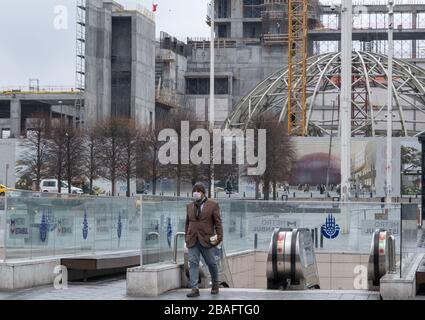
left=380, top=253, right=424, bottom=300
left=0, top=258, right=60, bottom=290
left=127, top=263, right=181, bottom=297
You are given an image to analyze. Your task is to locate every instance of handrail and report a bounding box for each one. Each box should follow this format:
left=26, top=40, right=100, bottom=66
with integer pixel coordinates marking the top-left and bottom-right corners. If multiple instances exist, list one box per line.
left=173, top=232, right=186, bottom=263
left=388, top=234, right=397, bottom=274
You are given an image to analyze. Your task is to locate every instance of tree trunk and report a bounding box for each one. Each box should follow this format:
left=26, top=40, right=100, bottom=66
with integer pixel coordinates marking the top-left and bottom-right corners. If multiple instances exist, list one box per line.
left=89, top=146, right=94, bottom=194
left=176, top=164, right=181, bottom=197
left=126, top=169, right=131, bottom=197
left=57, top=151, right=62, bottom=194
left=36, top=133, right=41, bottom=191
left=126, top=150, right=131, bottom=197
left=111, top=175, right=116, bottom=196
left=263, top=178, right=270, bottom=200
left=255, top=180, right=260, bottom=200
left=89, top=174, right=93, bottom=195
left=67, top=140, right=72, bottom=194
left=272, top=181, right=277, bottom=200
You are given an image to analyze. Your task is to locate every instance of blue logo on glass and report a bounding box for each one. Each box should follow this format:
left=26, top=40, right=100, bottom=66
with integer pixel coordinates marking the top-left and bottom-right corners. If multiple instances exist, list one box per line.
left=82, top=210, right=88, bottom=240
left=321, top=213, right=340, bottom=239
left=166, top=217, right=172, bottom=248
left=40, top=208, right=48, bottom=242
left=117, top=211, right=122, bottom=239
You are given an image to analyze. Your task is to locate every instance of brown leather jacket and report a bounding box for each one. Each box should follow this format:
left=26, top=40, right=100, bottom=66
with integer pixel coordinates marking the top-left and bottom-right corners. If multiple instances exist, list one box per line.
left=185, top=199, right=223, bottom=249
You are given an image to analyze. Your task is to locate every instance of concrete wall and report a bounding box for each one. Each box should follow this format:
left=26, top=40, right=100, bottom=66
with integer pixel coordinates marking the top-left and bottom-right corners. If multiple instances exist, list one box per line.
left=0, top=139, right=17, bottom=188
left=187, top=44, right=287, bottom=112
left=227, top=251, right=372, bottom=290
left=85, top=0, right=112, bottom=125
left=131, top=12, right=156, bottom=127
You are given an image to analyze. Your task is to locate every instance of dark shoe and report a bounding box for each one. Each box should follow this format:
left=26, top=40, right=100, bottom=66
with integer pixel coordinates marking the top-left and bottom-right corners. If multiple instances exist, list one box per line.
left=211, top=282, right=220, bottom=295
left=186, top=289, right=200, bottom=298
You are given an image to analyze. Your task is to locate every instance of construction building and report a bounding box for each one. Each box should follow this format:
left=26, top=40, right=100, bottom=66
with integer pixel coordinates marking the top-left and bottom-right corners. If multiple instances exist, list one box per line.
left=186, top=0, right=425, bottom=137
left=84, top=0, right=156, bottom=126
left=2, top=1, right=425, bottom=137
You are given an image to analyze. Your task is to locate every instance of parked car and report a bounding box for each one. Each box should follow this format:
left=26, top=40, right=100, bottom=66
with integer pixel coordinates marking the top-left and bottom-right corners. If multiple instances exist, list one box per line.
left=40, top=179, right=84, bottom=194
left=0, top=184, right=15, bottom=196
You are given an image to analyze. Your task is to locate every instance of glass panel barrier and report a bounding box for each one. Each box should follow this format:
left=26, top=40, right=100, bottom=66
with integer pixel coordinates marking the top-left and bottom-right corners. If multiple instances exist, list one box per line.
left=4, top=190, right=141, bottom=261
left=3, top=190, right=402, bottom=279
left=140, top=196, right=402, bottom=277
left=400, top=203, right=423, bottom=277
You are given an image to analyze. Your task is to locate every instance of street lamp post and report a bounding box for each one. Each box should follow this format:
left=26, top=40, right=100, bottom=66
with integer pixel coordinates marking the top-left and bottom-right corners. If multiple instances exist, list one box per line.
left=340, top=0, right=352, bottom=202
left=5, top=164, right=9, bottom=188
left=210, top=0, right=215, bottom=198
left=386, top=0, right=394, bottom=203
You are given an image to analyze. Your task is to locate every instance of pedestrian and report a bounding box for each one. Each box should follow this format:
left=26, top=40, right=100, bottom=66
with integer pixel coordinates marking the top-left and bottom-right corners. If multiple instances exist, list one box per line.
left=185, top=182, right=223, bottom=298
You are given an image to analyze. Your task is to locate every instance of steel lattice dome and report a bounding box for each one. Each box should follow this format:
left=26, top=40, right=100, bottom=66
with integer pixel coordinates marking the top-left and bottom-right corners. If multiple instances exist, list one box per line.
left=225, top=51, right=425, bottom=137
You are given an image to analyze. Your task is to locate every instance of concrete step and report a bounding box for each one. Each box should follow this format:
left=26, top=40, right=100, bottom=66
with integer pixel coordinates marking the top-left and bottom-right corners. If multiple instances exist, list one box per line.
left=151, top=288, right=381, bottom=300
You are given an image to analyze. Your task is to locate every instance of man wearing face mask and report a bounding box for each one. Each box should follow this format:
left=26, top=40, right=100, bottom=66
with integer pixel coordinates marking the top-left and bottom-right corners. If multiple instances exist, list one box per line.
left=185, top=182, right=223, bottom=298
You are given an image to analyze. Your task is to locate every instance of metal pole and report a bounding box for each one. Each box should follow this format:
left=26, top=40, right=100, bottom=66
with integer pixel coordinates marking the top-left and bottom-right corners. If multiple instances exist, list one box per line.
left=326, top=101, right=336, bottom=195
left=386, top=0, right=394, bottom=204
left=340, top=0, right=352, bottom=202
left=5, top=164, right=9, bottom=188
left=210, top=0, right=215, bottom=199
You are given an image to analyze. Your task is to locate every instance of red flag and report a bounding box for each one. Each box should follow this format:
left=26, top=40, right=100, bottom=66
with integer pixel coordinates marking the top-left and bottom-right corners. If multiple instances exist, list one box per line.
left=152, top=4, right=158, bottom=12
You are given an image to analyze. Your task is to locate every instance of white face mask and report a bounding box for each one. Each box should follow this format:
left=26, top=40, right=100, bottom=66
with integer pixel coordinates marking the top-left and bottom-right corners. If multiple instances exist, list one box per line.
left=193, top=192, right=202, bottom=200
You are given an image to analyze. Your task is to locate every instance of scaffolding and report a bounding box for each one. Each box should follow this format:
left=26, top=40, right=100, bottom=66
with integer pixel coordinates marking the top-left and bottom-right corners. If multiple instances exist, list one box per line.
left=75, top=0, right=86, bottom=126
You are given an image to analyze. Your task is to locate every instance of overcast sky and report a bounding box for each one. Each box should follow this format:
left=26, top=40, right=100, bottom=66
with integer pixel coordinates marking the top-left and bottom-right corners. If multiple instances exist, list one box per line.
left=0, top=0, right=210, bottom=88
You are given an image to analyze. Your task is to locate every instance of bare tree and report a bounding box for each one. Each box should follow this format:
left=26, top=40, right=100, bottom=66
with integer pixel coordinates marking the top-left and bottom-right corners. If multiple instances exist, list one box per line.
left=138, top=118, right=168, bottom=196
left=83, top=124, right=101, bottom=195
left=163, top=109, right=199, bottom=196
left=16, top=114, right=50, bottom=191
left=45, top=119, right=67, bottom=193
left=63, top=123, right=85, bottom=193
left=96, top=118, right=125, bottom=196
left=118, top=119, right=138, bottom=197
left=247, top=114, right=296, bottom=200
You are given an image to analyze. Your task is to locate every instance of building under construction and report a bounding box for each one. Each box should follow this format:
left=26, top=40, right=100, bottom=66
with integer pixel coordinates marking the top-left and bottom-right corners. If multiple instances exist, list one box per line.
left=2, top=0, right=425, bottom=138
left=186, top=0, right=425, bottom=137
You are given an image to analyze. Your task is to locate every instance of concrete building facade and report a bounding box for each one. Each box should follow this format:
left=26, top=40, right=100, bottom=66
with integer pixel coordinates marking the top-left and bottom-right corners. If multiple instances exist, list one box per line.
left=84, top=0, right=156, bottom=127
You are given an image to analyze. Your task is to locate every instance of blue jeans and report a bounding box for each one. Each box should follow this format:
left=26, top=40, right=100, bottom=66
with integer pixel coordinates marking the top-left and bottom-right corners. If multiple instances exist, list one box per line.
left=188, top=242, right=219, bottom=289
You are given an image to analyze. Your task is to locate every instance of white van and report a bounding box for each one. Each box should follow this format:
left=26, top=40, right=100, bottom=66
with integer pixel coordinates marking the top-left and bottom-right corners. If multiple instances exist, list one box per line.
left=40, top=179, right=84, bottom=194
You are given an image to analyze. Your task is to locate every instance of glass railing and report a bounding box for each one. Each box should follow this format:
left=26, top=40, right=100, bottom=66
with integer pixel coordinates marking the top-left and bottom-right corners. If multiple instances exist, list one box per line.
left=400, top=203, right=423, bottom=277
left=140, top=196, right=402, bottom=273
left=1, top=190, right=141, bottom=261
left=0, top=191, right=403, bottom=278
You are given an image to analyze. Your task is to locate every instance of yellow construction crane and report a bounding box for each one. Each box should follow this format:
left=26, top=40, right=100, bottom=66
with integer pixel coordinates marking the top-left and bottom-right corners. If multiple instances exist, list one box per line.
left=287, top=0, right=308, bottom=136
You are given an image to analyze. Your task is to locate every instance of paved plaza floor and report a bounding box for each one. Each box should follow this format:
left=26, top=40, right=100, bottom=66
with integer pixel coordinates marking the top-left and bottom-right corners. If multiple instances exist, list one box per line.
left=0, top=275, right=382, bottom=300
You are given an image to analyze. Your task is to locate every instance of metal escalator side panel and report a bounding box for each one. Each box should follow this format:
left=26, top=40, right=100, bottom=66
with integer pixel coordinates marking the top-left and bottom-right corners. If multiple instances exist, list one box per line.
left=277, top=231, right=286, bottom=277
left=379, top=231, right=389, bottom=278
left=373, top=230, right=380, bottom=285
left=266, top=230, right=275, bottom=280
left=298, top=229, right=320, bottom=289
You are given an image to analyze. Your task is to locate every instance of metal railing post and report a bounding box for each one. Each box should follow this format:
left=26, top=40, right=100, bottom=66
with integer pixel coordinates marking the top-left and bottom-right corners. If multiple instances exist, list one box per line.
left=173, top=232, right=186, bottom=263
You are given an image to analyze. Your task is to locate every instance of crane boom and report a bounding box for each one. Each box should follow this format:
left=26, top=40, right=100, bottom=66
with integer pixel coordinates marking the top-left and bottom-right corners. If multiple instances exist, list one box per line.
left=287, top=0, right=308, bottom=136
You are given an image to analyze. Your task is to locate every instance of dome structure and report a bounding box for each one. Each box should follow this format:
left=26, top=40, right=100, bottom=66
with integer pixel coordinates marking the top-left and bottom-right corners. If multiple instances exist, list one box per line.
left=225, top=51, right=425, bottom=137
